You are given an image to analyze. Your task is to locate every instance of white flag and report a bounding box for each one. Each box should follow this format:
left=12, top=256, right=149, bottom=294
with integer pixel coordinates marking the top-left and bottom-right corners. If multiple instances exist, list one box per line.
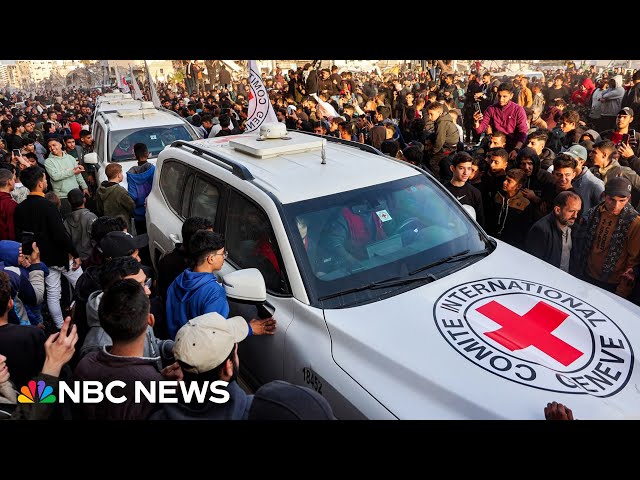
left=144, top=60, right=161, bottom=108
left=245, top=60, right=279, bottom=133
left=311, top=93, right=339, bottom=120
left=116, top=66, right=130, bottom=94
left=129, top=64, right=143, bottom=100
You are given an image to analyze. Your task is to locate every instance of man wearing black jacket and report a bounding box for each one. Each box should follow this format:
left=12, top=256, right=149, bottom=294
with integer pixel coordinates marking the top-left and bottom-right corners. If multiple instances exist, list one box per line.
left=14, top=166, right=81, bottom=330
left=525, top=191, right=582, bottom=273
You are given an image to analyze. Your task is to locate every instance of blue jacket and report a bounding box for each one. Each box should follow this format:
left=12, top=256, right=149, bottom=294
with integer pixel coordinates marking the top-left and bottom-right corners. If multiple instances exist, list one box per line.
left=127, top=163, right=155, bottom=222
left=166, top=269, right=230, bottom=339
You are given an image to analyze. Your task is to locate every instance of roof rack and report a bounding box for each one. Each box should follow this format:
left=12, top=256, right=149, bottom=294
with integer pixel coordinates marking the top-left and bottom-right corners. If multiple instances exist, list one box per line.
left=296, top=130, right=386, bottom=157
left=170, top=140, right=254, bottom=181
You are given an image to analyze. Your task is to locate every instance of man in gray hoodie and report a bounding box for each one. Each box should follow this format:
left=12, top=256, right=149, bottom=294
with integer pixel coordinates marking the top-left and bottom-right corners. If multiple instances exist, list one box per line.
left=64, top=188, right=97, bottom=265
left=563, top=144, right=604, bottom=220
left=81, top=255, right=174, bottom=372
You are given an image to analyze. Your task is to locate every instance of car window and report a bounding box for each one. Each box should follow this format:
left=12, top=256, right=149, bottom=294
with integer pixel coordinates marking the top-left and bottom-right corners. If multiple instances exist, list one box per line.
left=181, top=174, right=195, bottom=218
left=109, top=125, right=195, bottom=162
left=190, top=176, right=220, bottom=223
left=283, top=174, right=490, bottom=307
left=94, top=123, right=105, bottom=162
left=225, top=191, right=288, bottom=294
left=159, top=161, right=188, bottom=215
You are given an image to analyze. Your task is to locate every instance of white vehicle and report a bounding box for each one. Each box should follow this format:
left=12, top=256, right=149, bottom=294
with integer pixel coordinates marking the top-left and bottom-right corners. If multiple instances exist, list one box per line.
left=86, top=102, right=201, bottom=190
left=146, top=128, right=640, bottom=419
left=492, top=70, right=546, bottom=83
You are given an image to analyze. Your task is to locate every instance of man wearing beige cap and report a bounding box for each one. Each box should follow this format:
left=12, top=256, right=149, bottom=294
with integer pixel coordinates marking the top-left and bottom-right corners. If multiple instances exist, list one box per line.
left=150, top=312, right=253, bottom=420
left=579, top=176, right=640, bottom=298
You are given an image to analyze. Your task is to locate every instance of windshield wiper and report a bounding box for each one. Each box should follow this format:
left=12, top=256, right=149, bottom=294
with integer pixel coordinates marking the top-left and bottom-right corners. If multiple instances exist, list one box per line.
left=408, top=248, right=491, bottom=276
left=317, top=273, right=437, bottom=302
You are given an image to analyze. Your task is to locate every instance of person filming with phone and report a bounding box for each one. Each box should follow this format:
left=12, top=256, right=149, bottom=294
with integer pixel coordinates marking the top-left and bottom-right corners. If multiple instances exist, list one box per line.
left=473, top=83, right=529, bottom=161
left=599, top=107, right=640, bottom=173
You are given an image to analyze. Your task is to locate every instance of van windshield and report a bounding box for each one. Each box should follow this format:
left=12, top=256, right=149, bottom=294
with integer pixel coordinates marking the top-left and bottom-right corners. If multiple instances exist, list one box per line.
left=109, top=125, right=195, bottom=162
left=282, top=174, right=492, bottom=308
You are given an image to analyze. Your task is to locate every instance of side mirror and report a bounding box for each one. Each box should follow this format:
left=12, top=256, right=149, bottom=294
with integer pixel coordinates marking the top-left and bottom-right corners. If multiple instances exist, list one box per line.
left=223, top=268, right=266, bottom=303
left=463, top=204, right=476, bottom=221
left=83, top=152, right=98, bottom=165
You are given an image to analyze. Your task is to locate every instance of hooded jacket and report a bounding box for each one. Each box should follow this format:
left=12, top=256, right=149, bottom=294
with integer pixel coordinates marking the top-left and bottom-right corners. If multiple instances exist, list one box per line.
left=165, top=269, right=230, bottom=340
left=0, top=240, right=47, bottom=326
left=432, top=111, right=460, bottom=154
left=96, top=181, right=136, bottom=230
left=149, top=381, right=253, bottom=420
left=64, top=208, right=97, bottom=261
left=493, top=190, right=533, bottom=249
left=572, top=167, right=605, bottom=219
left=600, top=75, right=625, bottom=117
left=126, top=163, right=155, bottom=222
left=583, top=129, right=602, bottom=143
left=81, top=291, right=174, bottom=371
left=516, top=147, right=552, bottom=200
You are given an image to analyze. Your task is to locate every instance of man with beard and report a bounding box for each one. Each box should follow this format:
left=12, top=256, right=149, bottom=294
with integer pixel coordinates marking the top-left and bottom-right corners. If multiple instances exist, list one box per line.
left=526, top=191, right=582, bottom=273
left=579, top=177, right=640, bottom=299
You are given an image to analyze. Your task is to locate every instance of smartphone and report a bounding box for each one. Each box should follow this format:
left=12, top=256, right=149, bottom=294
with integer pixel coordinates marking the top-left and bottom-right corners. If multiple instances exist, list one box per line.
left=474, top=102, right=482, bottom=113
left=12, top=149, right=21, bottom=157
left=21, top=231, right=35, bottom=256
left=622, top=133, right=630, bottom=144
left=630, top=129, right=637, bottom=144
left=66, top=307, right=75, bottom=336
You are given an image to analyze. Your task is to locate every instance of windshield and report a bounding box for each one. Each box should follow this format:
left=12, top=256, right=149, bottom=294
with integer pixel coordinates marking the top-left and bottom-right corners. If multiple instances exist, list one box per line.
left=109, top=125, right=195, bottom=162
left=283, top=174, right=492, bottom=308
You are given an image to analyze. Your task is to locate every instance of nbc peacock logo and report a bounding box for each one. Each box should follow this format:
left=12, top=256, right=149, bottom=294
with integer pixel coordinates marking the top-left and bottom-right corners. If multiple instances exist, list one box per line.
left=18, top=380, right=56, bottom=404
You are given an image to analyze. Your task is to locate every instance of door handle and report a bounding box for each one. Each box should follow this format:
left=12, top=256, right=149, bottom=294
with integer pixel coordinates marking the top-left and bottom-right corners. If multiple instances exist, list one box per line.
left=169, top=233, right=181, bottom=245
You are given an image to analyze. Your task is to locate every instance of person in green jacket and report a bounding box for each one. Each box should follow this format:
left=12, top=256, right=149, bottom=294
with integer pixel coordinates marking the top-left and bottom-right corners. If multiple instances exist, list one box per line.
left=44, top=136, right=88, bottom=217
left=96, top=163, right=136, bottom=231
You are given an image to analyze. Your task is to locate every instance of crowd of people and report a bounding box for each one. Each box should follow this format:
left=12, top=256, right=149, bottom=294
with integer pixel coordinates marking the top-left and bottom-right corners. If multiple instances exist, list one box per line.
left=1, top=59, right=639, bottom=420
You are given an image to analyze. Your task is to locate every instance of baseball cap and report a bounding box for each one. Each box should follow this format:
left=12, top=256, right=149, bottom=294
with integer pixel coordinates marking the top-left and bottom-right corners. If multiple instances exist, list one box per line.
left=604, top=176, right=633, bottom=198
left=618, top=107, right=634, bottom=117
left=564, top=144, right=588, bottom=162
left=248, top=380, right=336, bottom=420
left=98, top=231, right=148, bottom=259
left=173, top=312, right=249, bottom=374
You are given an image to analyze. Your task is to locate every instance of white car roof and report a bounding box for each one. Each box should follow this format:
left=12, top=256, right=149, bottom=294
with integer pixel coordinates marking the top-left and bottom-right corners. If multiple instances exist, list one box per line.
left=101, top=109, right=190, bottom=132
left=177, top=132, right=420, bottom=204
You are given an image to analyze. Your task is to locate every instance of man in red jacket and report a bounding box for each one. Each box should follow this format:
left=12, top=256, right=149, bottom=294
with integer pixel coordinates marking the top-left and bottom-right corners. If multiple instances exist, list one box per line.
left=0, top=168, right=17, bottom=240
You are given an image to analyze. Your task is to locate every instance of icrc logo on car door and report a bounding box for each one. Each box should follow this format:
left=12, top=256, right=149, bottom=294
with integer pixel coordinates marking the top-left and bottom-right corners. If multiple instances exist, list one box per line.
left=434, top=278, right=633, bottom=397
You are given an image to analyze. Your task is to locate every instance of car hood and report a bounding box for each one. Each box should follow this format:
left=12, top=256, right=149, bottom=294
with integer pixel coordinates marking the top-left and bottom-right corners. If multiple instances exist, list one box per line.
left=323, top=241, right=640, bottom=419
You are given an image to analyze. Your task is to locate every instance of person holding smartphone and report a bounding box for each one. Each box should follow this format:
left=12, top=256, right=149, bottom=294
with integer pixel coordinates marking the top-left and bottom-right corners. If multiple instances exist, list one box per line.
left=601, top=108, right=640, bottom=172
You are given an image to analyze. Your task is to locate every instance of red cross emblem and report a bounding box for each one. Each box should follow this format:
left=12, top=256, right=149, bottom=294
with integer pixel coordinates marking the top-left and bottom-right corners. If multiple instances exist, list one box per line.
left=476, top=300, right=583, bottom=366
left=380, top=212, right=387, bottom=219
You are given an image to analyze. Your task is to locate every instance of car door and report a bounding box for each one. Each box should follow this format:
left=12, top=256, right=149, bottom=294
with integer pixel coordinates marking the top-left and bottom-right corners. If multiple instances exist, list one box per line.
left=221, top=189, right=295, bottom=388
left=150, top=162, right=226, bottom=266
left=93, top=122, right=106, bottom=183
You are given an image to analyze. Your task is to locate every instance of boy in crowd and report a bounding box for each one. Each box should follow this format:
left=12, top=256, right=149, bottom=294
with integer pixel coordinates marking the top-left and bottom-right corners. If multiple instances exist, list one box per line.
left=443, top=152, right=485, bottom=227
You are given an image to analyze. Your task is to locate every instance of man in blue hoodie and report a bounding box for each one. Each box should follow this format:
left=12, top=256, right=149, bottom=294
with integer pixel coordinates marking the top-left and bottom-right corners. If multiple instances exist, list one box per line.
left=165, top=230, right=276, bottom=340
left=126, top=143, right=155, bottom=236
